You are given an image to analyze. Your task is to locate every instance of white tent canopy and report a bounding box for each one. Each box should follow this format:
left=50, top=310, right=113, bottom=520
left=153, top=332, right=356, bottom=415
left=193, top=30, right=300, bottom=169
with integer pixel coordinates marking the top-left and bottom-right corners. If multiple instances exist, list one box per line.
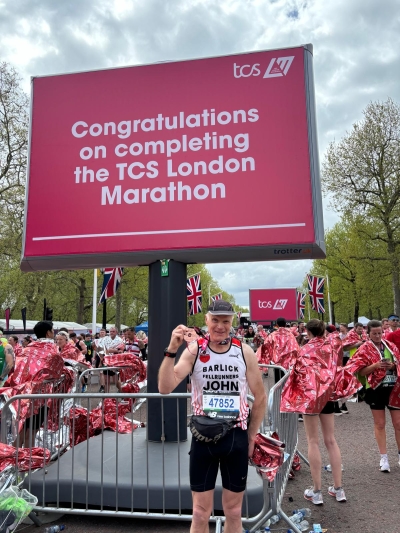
left=83, top=323, right=129, bottom=333
left=348, top=316, right=370, bottom=327
left=0, top=319, right=88, bottom=333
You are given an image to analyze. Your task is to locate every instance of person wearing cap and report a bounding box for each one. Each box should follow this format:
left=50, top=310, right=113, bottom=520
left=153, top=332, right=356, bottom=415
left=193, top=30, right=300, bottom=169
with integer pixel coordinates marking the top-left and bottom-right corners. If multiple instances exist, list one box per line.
left=384, top=314, right=400, bottom=337
left=158, top=300, right=267, bottom=533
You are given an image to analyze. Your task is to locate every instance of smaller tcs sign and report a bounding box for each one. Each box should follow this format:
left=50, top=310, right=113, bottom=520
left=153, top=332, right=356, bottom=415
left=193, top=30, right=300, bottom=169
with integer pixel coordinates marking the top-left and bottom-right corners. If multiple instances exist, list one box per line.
left=249, top=289, right=298, bottom=321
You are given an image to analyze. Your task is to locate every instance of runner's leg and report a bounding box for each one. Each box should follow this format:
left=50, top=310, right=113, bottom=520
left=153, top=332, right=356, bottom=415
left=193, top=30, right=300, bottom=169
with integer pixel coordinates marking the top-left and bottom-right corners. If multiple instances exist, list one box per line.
left=303, top=415, right=322, bottom=490
left=389, top=408, right=400, bottom=450
left=371, top=409, right=387, bottom=453
left=222, top=489, right=244, bottom=533
left=190, top=490, right=213, bottom=533
left=320, top=413, right=342, bottom=488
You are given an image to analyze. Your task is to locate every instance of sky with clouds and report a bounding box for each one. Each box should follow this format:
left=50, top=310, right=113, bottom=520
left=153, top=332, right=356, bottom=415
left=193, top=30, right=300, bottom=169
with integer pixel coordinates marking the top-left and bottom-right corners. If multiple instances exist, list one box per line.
left=2, top=0, right=400, bottom=306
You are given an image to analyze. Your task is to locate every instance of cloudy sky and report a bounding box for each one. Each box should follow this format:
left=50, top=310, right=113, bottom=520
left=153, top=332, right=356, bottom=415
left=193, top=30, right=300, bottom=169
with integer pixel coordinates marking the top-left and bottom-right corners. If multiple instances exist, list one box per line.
left=2, top=0, right=400, bottom=306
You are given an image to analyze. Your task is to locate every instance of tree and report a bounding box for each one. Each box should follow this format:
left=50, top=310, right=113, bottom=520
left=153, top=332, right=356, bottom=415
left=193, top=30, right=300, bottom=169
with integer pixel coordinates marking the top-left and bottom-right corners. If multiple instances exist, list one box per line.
left=0, top=62, right=28, bottom=214
left=322, top=99, right=400, bottom=313
left=309, top=216, right=394, bottom=324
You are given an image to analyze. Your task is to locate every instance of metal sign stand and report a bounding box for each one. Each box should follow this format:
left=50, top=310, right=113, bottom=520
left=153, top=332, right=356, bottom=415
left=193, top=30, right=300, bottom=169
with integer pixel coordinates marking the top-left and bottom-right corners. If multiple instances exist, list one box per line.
left=147, top=259, right=188, bottom=441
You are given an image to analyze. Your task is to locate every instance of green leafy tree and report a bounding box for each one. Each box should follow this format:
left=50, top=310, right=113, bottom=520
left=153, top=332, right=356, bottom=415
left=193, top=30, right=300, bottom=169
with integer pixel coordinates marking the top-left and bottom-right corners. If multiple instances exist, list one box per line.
left=322, top=98, right=400, bottom=313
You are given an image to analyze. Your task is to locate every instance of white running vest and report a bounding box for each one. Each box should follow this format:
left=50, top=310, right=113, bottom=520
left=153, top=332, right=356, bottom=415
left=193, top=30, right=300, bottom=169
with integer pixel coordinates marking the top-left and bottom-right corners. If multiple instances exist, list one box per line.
left=191, top=337, right=249, bottom=430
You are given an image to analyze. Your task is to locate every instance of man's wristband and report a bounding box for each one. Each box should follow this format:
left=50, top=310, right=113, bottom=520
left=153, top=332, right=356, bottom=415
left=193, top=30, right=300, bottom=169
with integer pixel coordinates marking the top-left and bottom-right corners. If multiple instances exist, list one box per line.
left=164, top=347, right=177, bottom=358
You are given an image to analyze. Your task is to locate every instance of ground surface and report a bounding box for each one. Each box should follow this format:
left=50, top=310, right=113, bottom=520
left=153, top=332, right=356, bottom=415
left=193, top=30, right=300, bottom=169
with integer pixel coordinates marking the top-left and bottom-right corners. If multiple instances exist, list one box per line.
left=17, top=381, right=400, bottom=533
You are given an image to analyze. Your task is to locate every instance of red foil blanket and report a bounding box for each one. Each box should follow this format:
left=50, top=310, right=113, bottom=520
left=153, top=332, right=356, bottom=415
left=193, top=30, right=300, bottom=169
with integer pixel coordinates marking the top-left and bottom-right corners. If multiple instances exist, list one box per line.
left=281, top=337, right=338, bottom=414
left=0, top=443, right=50, bottom=472
left=249, top=432, right=285, bottom=481
left=327, top=331, right=344, bottom=366
left=345, top=339, right=400, bottom=408
left=0, top=341, right=71, bottom=433
left=60, top=343, right=90, bottom=367
left=256, top=328, right=299, bottom=370
left=342, top=328, right=368, bottom=351
left=69, top=395, right=140, bottom=446
left=104, top=353, right=146, bottom=383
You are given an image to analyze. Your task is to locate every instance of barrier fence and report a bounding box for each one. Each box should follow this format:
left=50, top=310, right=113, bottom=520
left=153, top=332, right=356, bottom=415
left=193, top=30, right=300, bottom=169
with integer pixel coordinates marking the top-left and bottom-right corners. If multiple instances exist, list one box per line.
left=0, top=365, right=302, bottom=533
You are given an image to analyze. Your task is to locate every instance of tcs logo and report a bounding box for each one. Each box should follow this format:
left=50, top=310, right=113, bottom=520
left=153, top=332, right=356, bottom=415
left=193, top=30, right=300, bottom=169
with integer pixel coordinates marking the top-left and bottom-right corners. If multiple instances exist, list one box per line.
left=233, top=64, right=261, bottom=78
left=258, top=299, right=288, bottom=310
left=233, top=56, right=295, bottom=79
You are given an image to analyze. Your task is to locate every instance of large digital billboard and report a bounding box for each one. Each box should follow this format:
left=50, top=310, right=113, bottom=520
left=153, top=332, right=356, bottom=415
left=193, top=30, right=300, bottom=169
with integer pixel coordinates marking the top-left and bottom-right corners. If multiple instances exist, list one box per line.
left=249, top=288, right=299, bottom=322
left=21, top=44, right=325, bottom=271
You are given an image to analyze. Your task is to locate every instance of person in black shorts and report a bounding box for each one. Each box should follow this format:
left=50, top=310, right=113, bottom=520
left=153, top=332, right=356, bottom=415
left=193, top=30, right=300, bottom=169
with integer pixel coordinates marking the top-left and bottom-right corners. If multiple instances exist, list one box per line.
left=353, top=320, right=400, bottom=473
left=294, top=320, right=346, bottom=505
left=158, top=300, right=267, bottom=533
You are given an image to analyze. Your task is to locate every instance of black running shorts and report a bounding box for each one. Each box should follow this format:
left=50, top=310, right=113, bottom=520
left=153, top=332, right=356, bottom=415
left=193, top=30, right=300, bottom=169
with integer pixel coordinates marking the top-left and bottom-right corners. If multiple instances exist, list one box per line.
left=365, top=385, right=399, bottom=411
left=320, top=401, right=335, bottom=414
left=189, top=427, right=248, bottom=493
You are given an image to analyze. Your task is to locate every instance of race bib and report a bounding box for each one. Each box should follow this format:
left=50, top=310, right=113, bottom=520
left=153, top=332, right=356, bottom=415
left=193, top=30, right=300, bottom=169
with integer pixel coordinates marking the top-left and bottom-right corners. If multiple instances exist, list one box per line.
left=203, top=391, right=240, bottom=420
left=382, top=374, right=396, bottom=385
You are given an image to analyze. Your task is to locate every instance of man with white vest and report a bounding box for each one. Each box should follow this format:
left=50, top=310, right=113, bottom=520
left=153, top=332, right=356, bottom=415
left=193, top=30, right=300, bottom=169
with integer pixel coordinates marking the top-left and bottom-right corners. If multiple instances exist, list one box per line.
left=158, top=300, right=266, bottom=533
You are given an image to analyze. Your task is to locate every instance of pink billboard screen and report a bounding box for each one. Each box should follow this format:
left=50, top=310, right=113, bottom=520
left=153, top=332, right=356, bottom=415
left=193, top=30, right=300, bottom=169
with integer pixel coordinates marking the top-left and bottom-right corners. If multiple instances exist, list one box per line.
left=250, top=288, right=298, bottom=322
left=22, top=44, right=325, bottom=271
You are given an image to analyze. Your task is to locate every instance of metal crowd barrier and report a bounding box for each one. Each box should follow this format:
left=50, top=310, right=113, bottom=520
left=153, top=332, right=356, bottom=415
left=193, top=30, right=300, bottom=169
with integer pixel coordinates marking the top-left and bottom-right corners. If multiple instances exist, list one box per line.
left=257, top=364, right=303, bottom=532
left=0, top=366, right=301, bottom=533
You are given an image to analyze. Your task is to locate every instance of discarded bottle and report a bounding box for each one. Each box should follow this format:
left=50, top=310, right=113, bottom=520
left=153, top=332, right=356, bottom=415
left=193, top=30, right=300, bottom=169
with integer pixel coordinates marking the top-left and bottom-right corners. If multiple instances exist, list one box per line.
left=292, top=508, right=311, bottom=518
left=292, top=511, right=311, bottom=523
left=44, top=526, right=65, bottom=533
left=324, top=464, right=344, bottom=472
left=269, top=514, right=281, bottom=524
left=298, top=520, right=310, bottom=531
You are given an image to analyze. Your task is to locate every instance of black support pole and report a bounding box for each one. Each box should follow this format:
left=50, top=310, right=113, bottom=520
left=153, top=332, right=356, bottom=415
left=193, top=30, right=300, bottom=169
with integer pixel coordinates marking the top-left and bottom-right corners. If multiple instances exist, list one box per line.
left=147, top=260, right=187, bottom=442
left=102, top=300, right=107, bottom=329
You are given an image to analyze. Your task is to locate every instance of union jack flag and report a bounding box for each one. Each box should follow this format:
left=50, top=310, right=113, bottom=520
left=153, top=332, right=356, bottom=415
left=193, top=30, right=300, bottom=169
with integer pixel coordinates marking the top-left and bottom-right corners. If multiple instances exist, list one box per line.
left=187, top=274, right=202, bottom=315
left=297, top=291, right=306, bottom=319
left=99, top=268, right=124, bottom=304
left=211, top=293, right=223, bottom=302
left=307, top=274, right=325, bottom=314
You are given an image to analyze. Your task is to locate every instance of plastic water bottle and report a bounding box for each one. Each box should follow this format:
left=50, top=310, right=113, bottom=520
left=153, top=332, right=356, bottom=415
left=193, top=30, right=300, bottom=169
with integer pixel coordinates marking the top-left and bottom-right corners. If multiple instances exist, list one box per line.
left=269, top=514, right=281, bottom=524
left=298, top=520, right=310, bottom=531
left=292, top=511, right=311, bottom=523
left=292, top=507, right=311, bottom=518
left=44, top=526, right=65, bottom=533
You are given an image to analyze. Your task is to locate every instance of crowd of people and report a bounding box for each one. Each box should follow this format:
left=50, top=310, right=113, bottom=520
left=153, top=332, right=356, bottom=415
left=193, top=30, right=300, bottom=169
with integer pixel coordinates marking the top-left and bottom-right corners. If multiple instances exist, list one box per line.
left=255, top=314, right=400, bottom=507
left=0, top=323, right=148, bottom=438
left=1, top=309, right=399, bottom=531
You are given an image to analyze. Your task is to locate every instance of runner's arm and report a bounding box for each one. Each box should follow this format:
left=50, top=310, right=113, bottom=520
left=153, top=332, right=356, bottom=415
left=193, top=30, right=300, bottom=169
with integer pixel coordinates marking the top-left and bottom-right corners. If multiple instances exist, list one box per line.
left=359, top=360, right=393, bottom=376
left=243, top=343, right=267, bottom=456
left=79, top=340, right=87, bottom=355
left=158, top=324, right=195, bottom=394
left=1, top=344, right=15, bottom=379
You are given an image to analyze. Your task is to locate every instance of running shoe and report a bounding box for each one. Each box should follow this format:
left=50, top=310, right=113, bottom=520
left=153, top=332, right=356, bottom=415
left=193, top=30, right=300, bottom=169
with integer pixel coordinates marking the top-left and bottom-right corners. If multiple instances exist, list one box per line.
left=81, top=384, right=87, bottom=393
left=304, top=487, right=323, bottom=505
left=380, top=457, right=390, bottom=473
left=333, top=405, right=342, bottom=416
left=328, top=486, right=347, bottom=502
left=324, top=464, right=344, bottom=472
left=298, top=414, right=303, bottom=422
left=99, top=386, right=105, bottom=393
left=340, top=404, right=349, bottom=414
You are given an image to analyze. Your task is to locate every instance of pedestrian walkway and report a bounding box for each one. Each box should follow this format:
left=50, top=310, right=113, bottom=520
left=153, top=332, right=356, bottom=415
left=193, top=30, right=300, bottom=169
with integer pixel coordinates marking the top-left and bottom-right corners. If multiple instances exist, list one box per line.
left=291, top=401, right=399, bottom=533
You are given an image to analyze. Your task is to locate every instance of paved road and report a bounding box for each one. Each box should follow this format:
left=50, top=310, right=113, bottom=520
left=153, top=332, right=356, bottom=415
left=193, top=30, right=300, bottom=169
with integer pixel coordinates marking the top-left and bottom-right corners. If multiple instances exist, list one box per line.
left=18, top=397, right=399, bottom=533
